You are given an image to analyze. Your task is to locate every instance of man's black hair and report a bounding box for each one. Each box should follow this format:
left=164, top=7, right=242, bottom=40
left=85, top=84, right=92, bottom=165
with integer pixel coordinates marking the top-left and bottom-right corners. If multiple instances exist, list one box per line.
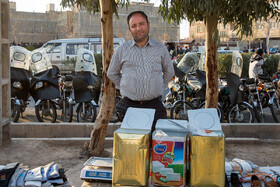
left=256, top=49, right=264, bottom=56
left=127, top=11, right=149, bottom=25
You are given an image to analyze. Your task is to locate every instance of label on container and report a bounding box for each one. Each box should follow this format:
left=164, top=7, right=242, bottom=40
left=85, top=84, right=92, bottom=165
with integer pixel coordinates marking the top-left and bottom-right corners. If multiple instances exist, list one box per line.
left=151, top=138, right=186, bottom=187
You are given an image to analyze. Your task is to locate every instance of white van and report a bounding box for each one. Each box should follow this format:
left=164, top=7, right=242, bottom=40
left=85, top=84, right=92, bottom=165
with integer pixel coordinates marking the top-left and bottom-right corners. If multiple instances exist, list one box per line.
left=41, top=37, right=125, bottom=72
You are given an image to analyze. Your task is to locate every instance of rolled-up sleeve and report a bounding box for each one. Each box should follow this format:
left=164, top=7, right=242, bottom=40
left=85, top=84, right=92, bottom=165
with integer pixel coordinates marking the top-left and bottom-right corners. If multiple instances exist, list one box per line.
left=107, top=48, right=122, bottom=88
left=162, top=47, right=175, bottom=86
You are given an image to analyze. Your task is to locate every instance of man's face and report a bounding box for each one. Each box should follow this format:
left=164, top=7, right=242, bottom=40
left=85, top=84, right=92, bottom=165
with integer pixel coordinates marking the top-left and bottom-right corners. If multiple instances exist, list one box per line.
left=129, top=13, right=150, bottom=43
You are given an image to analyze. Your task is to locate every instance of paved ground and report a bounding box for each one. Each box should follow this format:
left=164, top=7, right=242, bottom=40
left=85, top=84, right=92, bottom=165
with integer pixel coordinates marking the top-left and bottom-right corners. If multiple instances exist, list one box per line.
left=0, top=140, right=280, bottom=186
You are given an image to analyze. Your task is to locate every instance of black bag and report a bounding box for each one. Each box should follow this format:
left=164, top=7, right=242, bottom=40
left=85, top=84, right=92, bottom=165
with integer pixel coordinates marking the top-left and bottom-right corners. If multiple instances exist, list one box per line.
left=0, top=162, right=19, bottom=187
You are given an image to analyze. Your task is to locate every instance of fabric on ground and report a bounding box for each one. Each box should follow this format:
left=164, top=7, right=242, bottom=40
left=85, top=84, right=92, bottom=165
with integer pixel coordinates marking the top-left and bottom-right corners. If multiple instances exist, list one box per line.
left=25, top=180, right=42, bottom=187
left=41, top=162, right=55, bottom=181
left=16, top=170, right=28, bottom=187
left=47, top=178, right=64, bottom=185
left=8, top=164, right=28, bottom=187
left=42, top=181, right=54, bottom=187
left=0, top=162, right=19, bottom=187
left=47, top=164, right=59, bottom=179
left=25, top=167, right=42, bottom=181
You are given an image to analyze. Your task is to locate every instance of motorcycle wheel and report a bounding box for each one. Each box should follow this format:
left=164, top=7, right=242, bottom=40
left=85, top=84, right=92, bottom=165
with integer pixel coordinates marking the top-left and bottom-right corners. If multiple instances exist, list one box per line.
left=228, top=103, right=254, bottom=123
left=269, top=97, right=280, bottom=123
left=198, top=102, right=224, bottom=122
left=253, top=104, right=264, bottom=123
left=62, top=101, right=73, bottom=122
left=170, top=101, right=193, bottom=120
left=11, top=99, right=21, bottom=122
left=77, top=102, right=97, bottom=123
left=35, top=100, right=57, bottom=123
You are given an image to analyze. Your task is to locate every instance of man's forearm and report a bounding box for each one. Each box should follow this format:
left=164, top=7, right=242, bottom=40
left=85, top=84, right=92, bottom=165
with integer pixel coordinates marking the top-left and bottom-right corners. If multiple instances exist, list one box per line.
left=107, top=73, right=121, bottom=88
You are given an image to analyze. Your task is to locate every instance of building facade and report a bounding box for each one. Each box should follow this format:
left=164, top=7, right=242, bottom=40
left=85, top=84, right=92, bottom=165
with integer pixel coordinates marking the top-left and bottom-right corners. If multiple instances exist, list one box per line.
left=9, top=2, right=180, bottom=45
left=189, top=19, right=280, bottom=51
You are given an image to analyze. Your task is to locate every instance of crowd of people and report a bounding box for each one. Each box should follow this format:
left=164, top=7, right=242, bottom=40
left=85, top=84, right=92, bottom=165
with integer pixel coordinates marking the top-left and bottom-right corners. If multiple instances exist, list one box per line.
left=164, top=43, right=192, bottom=59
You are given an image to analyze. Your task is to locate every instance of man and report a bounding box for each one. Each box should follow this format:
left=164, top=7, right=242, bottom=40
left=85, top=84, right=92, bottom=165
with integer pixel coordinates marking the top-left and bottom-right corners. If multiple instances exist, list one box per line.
left=107, top=11, right=174, bottom=131
left=249, top=49, right=265, bottom=79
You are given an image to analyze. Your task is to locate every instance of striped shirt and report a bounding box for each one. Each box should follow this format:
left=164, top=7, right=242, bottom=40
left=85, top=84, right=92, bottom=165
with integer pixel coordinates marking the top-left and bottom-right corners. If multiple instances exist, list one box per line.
left=107, top=38, right=174, bottom=101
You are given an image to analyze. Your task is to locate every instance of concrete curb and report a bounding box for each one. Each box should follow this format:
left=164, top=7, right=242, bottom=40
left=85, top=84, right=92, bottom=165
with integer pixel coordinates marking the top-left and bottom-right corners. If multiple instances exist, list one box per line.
left=11, top=122, right=280, bottom=139
left=11, top=122, right=121, bottom=138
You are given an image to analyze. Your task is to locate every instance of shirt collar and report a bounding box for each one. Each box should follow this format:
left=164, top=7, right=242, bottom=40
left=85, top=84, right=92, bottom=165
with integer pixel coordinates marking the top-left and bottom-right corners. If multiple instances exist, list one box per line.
left=130, top=37, right=155, bottom=47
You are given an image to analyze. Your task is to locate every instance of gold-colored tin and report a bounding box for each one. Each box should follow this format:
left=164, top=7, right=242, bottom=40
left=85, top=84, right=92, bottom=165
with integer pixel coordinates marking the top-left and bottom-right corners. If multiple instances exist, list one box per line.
left=190, top=135, right=225, bottom=187
left=112, top=128, right=150, bottom=186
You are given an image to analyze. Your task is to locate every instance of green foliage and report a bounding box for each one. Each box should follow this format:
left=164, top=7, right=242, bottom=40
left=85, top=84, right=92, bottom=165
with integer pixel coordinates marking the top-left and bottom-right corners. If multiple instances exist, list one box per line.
left=217, top=53, right=232, bottom=78
left=25, top=45, right=36, bottom=51
left=177, top=54, right=184, bottom=62
left=240, top=53, right=252, bottom=78
left=263, top=54, right=280, bottom=75
left=217, top=53, right=280, bottom=78
left=94, top=54, right=103, bottom=79
left=158, top=0, right=280, bottom=37
left=62, top=57, right=76, bottom=66
left=61, top=0, right=148, bottom=18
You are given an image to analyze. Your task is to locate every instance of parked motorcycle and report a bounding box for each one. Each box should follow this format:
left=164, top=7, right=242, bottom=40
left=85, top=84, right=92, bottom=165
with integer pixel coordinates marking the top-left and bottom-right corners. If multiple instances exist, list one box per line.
left=10, top=46, right=32, bottom=122
left=169, top=53, right=199, bottom=120
left=223, top=51, right=255, bottom=123
left=29, top=48, right=60, bottom=123
left=56, top=74, right=74, bottom=122
left=255, top=74, right=280, bottom=123
left=72, top=48, right=101, bottom=122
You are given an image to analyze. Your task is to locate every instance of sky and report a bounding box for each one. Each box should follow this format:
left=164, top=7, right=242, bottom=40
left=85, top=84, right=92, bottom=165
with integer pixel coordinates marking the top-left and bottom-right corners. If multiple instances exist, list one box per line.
left=11, top=0, right=189, bottom=38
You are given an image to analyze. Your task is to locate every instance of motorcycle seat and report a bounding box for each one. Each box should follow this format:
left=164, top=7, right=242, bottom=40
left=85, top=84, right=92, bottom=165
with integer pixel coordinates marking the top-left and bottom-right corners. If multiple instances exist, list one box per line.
left=257, top=74, right=271, bottom=81
left=245, top=78, right=256, bottom=85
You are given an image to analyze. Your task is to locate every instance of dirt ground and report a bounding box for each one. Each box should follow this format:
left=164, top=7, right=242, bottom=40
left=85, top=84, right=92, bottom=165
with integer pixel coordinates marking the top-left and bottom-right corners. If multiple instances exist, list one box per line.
left=0, top=140, right=280, bottom=186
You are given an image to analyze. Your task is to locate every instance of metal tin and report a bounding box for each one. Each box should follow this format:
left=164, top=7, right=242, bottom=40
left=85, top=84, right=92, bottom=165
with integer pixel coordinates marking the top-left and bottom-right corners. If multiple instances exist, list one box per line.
left=190, top=135, right=225, bottom=186
left=112, top=128, right=150, bottom=186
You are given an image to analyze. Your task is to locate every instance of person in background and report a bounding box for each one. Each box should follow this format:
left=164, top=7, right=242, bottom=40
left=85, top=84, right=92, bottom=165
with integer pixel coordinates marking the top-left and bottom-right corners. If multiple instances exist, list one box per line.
left=249, top=49, right=265, bottom=79
left=243, top=47, right=249, bottom=53
left=107, top=11, right=174, bottom=131
left=177, top=45, right=184, bottom=54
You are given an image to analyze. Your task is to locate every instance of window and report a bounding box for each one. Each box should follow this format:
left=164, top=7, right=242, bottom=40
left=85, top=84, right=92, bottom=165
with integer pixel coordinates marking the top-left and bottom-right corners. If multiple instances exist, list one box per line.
left=220, top=31, right=227, bottom=37
left=43, top=43, right=62, bottom=53
left=197, top=26, right=205, bottom=33
left=13, top=52, right=26, bottom=61
left=96, top=44, right=102, bottom=54
left=256, top=22, right=265, bottom=30
left=90, top=43, right=120, bottom=54
left=271, top=21, right=279, bottom=29
left=66, top=43, right=89, bottom=55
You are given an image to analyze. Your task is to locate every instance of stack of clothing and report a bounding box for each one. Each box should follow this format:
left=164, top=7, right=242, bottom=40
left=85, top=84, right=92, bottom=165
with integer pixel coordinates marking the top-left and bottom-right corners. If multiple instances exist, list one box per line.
left=0, top=162, right=70, bottom=187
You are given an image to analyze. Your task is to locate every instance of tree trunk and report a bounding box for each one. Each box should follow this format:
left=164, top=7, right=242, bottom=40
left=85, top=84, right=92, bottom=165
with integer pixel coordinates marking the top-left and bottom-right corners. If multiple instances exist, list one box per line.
left=266, top=19, right=271, bottom=54
left=205, top=13, right=218, bottom=108
left=87, top=0, right=116, bottom=156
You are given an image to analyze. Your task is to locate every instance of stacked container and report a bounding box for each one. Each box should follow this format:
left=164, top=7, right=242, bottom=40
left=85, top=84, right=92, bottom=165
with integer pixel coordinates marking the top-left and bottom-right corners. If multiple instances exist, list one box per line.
left=112, top=107, right=155, bottom=186
left=151, top=119, right=188, bottom=187
left=188, top=108, right=225, bottom=186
